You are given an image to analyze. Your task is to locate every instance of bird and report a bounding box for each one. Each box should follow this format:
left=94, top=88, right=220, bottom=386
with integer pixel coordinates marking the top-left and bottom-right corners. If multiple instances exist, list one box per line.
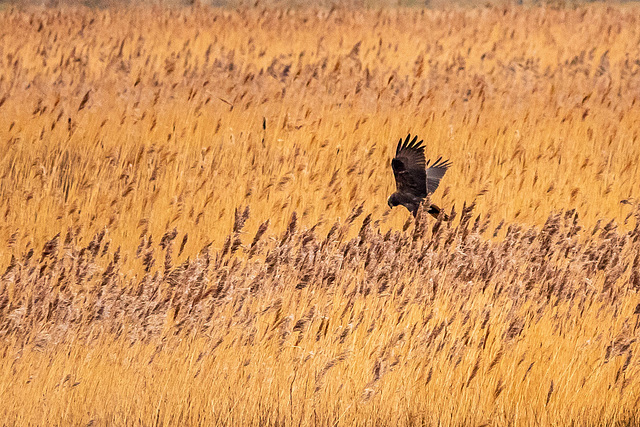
left=388, top=134, right=451, bottom=219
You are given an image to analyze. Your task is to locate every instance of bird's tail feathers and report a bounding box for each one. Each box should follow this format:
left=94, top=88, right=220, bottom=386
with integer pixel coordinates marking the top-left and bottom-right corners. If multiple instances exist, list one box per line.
left=427, top=203, right=449, bottom=221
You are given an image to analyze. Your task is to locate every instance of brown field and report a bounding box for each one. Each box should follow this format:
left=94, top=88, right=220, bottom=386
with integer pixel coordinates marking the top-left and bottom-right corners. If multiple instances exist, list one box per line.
left=1, top=4, right=640, bottom=425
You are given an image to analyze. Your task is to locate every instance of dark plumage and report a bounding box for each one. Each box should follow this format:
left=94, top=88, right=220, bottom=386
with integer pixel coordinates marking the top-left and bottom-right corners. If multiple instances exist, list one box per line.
left=388, top=134, right=451, bottom=219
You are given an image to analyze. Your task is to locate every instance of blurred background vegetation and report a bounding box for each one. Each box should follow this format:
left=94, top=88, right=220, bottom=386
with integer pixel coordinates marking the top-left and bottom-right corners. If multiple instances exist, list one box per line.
left=1, top=0, right=638, bottom=12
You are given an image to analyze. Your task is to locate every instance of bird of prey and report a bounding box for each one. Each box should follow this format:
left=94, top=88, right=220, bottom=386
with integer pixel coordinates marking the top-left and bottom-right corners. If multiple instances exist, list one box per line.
left=388, top=134, right=451, bottom=219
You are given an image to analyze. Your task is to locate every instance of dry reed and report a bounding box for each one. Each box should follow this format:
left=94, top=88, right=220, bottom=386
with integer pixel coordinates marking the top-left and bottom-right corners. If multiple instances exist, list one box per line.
left=1, top=4, right=640, bottom=426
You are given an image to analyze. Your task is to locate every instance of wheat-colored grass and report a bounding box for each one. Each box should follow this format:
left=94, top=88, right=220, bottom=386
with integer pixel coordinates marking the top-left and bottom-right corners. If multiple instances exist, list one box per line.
left=1, top=5, right=640, bottom=426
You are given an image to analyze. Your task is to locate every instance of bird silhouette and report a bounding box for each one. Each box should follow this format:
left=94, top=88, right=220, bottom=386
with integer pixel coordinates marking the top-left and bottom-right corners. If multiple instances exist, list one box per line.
left=388, top=134, right=451, bottom=219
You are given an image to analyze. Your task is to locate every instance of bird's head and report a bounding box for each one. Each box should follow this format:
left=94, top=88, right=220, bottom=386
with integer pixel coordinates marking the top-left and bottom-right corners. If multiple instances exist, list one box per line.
left=387, top=194, right=399, bottom=209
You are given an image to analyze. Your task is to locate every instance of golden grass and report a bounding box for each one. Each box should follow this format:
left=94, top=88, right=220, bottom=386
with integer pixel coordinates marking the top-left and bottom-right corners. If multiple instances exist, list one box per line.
left=1, top=4, right=640, bottom=425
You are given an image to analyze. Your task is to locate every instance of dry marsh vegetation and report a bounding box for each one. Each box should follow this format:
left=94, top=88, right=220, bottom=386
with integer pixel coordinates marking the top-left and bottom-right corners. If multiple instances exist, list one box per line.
left=1, top=5, right=640, bottom=425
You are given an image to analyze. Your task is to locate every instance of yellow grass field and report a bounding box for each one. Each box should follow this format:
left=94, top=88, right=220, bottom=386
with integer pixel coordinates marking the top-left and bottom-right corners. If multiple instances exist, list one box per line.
left=1, top=4, right=640, bottom=425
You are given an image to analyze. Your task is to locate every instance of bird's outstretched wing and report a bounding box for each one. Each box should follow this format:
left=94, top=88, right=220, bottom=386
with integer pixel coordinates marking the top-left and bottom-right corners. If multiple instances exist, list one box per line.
left=391, top=134, right=427, bottom=198
left=426, top=157, right=452, bottom=194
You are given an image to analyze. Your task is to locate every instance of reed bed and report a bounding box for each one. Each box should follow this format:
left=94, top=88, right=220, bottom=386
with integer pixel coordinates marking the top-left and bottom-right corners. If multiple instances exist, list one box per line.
left=1, top=5, right=640, bottom=425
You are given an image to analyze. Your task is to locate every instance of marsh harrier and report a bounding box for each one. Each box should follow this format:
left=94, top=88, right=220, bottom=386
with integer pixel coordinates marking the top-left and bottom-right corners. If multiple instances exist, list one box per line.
left=388, top=134, right=451, bottom=219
